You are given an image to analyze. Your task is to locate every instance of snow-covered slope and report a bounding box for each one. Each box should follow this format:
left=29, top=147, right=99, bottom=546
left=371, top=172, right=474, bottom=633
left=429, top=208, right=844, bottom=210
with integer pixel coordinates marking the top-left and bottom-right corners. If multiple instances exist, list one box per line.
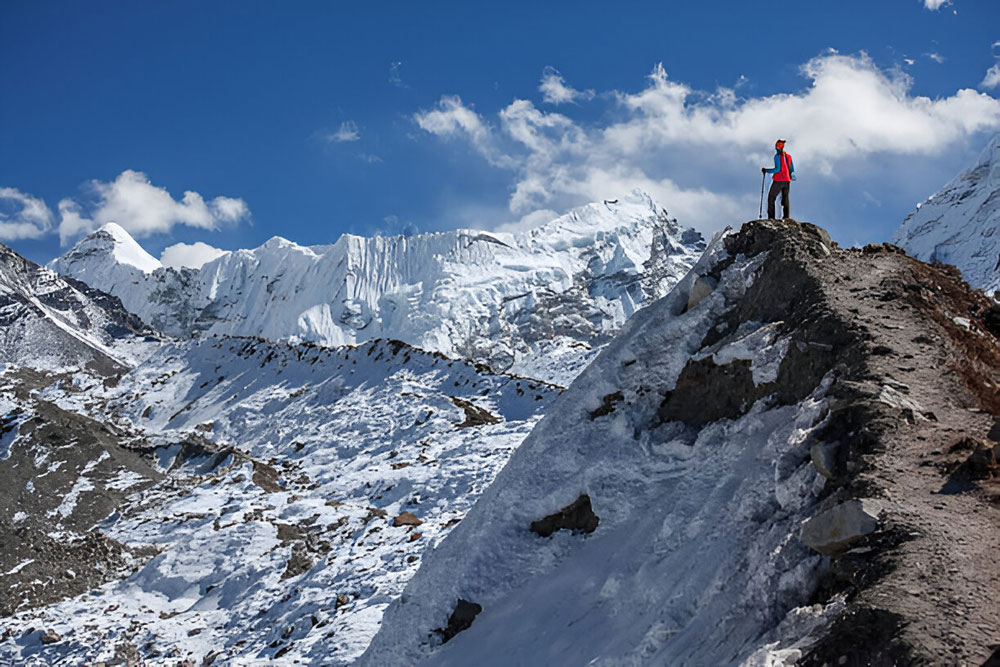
left=361, top=219, right=1000, bottom=665
left=892, top=133, right=1000, bottom=296
left=0, top=242, right=158, bottom=373
left=360, top=225, right=837, bottom=666
left=1, top=336, right=561, bottom=665
left=51, top=192, right=704, bottom=385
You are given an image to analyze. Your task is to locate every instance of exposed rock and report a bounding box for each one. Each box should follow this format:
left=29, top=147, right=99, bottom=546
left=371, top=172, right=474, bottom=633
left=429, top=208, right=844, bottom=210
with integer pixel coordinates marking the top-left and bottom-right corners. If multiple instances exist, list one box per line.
left=281, top=542, right=313, bottom=580
left=392, top=512, right=423, bottom=528
left=800, top=499, right=883, bottom=555
left=588, top=391, right=623, bottom=420
left=799, top=607, right=912, bottom=667
left=530, top=494, right=599, bottom=537
left=251, top=460, right=283, bottom=493
left=810, top=441, right=839, bottom=480
left=434, top=599, right=482, bottom=644
left=449, top=397, right=501, bottom=428
left=40, top=629, right=60, bottom=644
left=659, top=358, right=757, bottom=427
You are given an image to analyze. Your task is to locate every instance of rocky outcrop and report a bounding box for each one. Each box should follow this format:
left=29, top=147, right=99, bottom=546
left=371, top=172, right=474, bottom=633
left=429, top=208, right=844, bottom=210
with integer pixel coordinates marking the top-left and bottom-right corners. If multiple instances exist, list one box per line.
left=529, top=494, right=599, bottom=537
left=0, top=243, right=159, bottom=373
left=434, top=599, right=483, bottom=644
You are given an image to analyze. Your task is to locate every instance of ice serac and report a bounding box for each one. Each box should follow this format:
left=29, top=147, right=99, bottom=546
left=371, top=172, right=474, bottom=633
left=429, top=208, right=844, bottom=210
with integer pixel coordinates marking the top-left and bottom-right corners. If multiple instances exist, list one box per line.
left=892, top=133, right=1000, bottom=296
left=362, top=219, right=1000, bottom=666
left=52, top=191, right=704, bottom=385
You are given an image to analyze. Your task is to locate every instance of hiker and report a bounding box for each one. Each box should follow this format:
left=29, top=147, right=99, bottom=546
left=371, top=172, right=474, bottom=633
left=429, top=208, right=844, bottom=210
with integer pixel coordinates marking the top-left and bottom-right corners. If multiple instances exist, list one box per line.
left=762, top=139, right=795, bottom=219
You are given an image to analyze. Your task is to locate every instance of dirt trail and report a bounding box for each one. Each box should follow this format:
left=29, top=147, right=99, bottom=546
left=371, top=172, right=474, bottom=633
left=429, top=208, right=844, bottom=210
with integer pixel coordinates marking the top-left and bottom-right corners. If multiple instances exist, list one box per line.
left=819, top=245, right=1000, bottom=665
left=739, top=221, right=1000, bottom=665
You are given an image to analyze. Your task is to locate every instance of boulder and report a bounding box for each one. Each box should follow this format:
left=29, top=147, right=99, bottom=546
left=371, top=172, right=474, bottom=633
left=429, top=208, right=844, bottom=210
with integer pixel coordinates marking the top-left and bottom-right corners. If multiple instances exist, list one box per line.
left=810, top=441, right=839, bottom=480
left=800, top=499, right=882, bottom=555
left=392, top=511, right=423, bottom=528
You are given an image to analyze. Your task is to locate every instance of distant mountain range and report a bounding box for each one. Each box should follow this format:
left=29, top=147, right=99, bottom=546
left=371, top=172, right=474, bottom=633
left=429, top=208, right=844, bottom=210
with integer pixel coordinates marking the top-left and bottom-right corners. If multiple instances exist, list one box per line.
left=50, top=190, right=704, bottom=385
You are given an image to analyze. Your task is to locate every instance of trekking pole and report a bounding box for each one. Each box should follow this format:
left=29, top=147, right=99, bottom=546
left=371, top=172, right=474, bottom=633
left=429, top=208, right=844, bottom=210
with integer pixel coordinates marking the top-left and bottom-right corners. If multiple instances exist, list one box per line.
left=758, top=172, right=766, bottom=219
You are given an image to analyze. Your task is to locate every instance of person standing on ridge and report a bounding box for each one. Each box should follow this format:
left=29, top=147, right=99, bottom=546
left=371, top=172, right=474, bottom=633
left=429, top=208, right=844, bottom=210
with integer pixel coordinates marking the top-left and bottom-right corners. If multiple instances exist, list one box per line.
left=762, top=139, right=795, bottom=220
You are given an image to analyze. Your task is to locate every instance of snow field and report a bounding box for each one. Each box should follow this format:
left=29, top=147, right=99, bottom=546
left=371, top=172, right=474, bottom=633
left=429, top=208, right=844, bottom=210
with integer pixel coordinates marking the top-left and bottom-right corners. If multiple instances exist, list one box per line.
left=0, top=337, right=561, bottom=665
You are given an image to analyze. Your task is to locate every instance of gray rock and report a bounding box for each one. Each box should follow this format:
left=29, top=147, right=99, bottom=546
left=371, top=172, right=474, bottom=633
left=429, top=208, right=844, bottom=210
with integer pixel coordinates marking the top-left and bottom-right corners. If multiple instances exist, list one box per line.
left=800, top=499, right=882, bottom=555
left=810, top=441, right=839, bottom=479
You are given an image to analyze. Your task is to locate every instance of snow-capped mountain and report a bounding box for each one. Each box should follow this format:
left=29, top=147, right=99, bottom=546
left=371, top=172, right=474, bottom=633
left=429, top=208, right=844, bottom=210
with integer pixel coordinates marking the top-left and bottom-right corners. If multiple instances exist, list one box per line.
left=0, top=241, right=158, bottom=373
left=892, top=133, right=1000, bottom=296
left=51, top=191, right=704, bottom=385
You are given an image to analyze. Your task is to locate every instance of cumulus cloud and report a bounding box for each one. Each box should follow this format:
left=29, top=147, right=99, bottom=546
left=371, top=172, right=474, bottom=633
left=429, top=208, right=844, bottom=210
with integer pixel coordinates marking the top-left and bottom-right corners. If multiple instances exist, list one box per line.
left=539, top=67, right=595, bottom=105
left=327, top=120, right=360, bottom=143
left=925, top=52, right=946, bottom=64
left=57, top=170, right=250, bottom=244
left=0, top=187, right=54, bottom=240
left=922, top=0, right=949, bottom=9
left=160, top=241, right=229, bottom=269
left=414, top=54, right=1000, bottom=232
left=983, top=64, right=1000, bottom=89
left=414, top=95, right=509, bottom=167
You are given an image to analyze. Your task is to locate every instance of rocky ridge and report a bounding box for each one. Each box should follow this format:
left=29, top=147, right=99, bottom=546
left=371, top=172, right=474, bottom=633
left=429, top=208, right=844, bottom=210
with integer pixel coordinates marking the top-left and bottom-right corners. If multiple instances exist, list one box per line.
left=361, top=219, right=1000, bottom=665
left=0, top=242, right=158, bottom=374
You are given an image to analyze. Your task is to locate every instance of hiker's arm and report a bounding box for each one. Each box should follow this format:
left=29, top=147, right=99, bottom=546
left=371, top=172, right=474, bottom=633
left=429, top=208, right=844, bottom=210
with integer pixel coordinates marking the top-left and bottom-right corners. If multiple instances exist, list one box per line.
left=763, top=153, right=781, bottom=174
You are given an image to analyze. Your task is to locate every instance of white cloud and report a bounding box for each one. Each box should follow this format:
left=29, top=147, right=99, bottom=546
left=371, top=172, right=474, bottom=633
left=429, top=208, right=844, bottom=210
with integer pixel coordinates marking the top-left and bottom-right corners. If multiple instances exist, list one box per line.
left=922, top=0, right=949, bottom=9
left=539, top=67, right=595, bottom=105
left=327, top=120, right=360, bottom=143
left=160, top=241, right=229, bottom=269
left=983, top=63, right=1000, bottom=89
left=414, top=95, right=511, bottom=167
left=414, top=53, right=1000, bottom=232
left=57, top=170, right=250, bottom=244
left=0, top=187, right=54, bottom=241
left=925, top=52, right=946, bottom=64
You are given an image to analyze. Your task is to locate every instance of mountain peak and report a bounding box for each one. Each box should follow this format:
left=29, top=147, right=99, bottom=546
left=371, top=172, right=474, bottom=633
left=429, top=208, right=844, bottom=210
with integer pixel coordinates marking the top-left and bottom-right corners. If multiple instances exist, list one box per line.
left=95, top=223, right=161, bottom=273
left=892, top=133, right=1000, bottom=295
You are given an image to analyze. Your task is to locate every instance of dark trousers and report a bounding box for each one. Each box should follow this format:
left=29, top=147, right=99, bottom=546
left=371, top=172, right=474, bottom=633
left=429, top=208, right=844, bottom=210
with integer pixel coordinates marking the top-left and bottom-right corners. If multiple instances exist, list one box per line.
left=767, top=181, right=790, bottom=219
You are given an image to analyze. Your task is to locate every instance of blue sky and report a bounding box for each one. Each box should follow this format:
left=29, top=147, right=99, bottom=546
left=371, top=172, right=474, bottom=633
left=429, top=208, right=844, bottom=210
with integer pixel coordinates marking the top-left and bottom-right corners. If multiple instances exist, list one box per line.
left=2, top=0, right=999, bottom=267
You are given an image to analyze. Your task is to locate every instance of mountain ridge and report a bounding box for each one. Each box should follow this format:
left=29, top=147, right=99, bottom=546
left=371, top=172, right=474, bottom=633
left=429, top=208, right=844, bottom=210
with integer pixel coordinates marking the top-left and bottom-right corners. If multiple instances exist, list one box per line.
left=50, top=191, right=704, bottom=385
